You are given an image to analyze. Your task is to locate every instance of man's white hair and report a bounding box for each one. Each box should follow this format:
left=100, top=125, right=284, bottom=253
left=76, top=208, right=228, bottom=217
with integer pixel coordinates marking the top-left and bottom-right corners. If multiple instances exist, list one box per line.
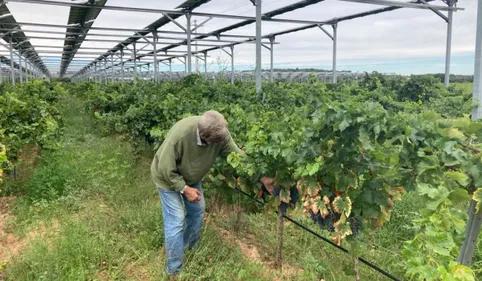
left=198, top=110, right=228, bottom=144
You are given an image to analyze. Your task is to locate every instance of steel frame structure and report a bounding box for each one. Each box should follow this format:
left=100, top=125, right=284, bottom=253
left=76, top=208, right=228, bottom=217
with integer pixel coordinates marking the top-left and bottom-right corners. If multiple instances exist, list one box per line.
left=0, top=0, right=464, bottom=89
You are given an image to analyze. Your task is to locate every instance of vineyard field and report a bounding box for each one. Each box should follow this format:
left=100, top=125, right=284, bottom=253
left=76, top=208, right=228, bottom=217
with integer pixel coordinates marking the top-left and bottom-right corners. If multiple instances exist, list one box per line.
left=0, top=74, right=481, bottom=281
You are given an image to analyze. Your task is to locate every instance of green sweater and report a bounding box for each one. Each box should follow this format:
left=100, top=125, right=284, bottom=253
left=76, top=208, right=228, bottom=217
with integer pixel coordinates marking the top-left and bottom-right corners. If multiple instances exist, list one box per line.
left=151, top=116, right=243, bottom=191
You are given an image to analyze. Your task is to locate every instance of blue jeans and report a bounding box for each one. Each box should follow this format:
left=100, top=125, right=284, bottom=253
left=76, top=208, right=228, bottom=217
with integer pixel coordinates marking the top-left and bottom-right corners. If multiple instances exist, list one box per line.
left=158, top=182, right=205, bottom=275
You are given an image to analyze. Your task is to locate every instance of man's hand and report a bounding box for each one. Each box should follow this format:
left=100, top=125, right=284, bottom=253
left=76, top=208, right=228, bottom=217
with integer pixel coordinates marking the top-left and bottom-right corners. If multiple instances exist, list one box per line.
left=183, top=186, right=201, bottom=203
left=260, top=176, right=275, bottom=194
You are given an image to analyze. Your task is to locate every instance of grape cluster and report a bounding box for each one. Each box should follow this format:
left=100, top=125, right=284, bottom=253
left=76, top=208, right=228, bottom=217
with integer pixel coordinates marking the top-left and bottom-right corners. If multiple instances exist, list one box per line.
left=309, top=210, right=362, bottom=236
left=261, top=185, right=299, bottom=215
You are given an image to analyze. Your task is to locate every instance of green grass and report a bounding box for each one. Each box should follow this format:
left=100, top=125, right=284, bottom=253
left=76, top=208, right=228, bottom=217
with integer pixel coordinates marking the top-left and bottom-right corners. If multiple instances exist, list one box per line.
left=2, top=94, right=481, bottom=281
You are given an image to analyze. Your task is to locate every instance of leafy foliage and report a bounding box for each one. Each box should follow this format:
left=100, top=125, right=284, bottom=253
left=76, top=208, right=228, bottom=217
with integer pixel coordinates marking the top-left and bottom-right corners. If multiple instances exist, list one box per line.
left=0, top=80, right=65, bottom=190
left=75, top=74, right=479, bottom=280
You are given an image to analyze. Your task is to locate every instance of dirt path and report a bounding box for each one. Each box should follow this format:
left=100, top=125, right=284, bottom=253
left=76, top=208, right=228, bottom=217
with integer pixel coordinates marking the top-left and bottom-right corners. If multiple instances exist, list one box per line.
left=0, top=196, right=59, bottom=269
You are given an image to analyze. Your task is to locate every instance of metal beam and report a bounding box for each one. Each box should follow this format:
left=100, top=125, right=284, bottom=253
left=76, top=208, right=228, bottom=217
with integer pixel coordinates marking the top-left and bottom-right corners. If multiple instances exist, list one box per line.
left=4, top=22, right=255, bottom=39
left=339, top=0, right=463, bottom=11
left=419, top=0, right=449, bottom=22
left=8, top=0, right=341, bottom=25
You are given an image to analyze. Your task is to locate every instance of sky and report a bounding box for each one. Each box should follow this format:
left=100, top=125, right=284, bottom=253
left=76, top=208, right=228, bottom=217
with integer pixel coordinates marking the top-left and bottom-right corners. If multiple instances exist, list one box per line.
left=0, top=0, right=477, bottom=76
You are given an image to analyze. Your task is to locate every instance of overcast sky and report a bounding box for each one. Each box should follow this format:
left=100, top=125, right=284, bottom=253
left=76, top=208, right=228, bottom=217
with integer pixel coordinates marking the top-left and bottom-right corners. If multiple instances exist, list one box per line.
left=2, top=0, right=477, bottom=76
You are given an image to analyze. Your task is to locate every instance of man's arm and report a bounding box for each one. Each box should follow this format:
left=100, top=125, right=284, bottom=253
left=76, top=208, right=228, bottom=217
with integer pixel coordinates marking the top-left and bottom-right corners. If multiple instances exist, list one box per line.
left=155, top=141, right=186, bottom=192
left=220, top=134, right=244, bottom=157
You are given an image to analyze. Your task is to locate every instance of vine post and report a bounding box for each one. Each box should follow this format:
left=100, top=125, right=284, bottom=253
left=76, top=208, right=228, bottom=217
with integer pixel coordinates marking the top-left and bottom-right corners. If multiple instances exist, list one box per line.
left=276, top=206, right=284, bottom=270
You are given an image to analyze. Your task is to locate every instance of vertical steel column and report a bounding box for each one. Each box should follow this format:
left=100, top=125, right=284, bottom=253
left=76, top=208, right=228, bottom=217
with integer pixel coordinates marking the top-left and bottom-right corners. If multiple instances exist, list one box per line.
left=332, top=23, right=338, bottom=84
left=24, top=57, right=28, bottom=83
left=255, top=0, right=262, bottom=94
left=204, top=52, right=207, bottom=74
left=111, top=54, right=114, bottom=82
left=153, top=31, right=158, bottom=82
left=18, top=54, right=23, bottom=83
left=184, top=56, right=187, bottom=74
left=270, top=37, right=274, bottom=82
left=133, top=43, right=137, bottom=78
left=230, top=45, right=234, bottom=84
left=186, top=13, right=192, bottom=75
left=457, top=1, right=482, bottom=266
left=195, top=20, right=199, bottom=73
left=444, top=0, right=454, bottom=87
left=120, top=49, right=125, bottom=81
left=474, top=0, right=482, bottom=120
left=9, top=38, right=15, bottom=85
left=103, top=58, right=107, bottom=84
left=169, top=58, right=172, bottom=79
left=0, top=60, right=3, bottom=84
left=94, top=62, right=98, bottom=83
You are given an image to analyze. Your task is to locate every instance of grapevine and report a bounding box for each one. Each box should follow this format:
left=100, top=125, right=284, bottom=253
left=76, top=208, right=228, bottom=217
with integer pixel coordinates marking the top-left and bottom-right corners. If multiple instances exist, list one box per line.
left=77, top=74, right=479, bottom=280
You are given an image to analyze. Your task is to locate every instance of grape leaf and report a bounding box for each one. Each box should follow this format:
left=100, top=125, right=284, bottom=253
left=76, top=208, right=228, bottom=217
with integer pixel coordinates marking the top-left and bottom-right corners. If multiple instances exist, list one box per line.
left=473, top=188, right=482, bottom=214
left=448, top=188, right=470, bottom=204
left=445, top=171, right=470, bottom=186
left=333, top=196, right=352, bottom=217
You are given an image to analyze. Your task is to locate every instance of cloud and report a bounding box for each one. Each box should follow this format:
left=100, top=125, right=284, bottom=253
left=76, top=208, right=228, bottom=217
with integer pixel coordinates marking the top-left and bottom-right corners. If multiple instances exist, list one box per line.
left=2, top=0, right=477, bottom=75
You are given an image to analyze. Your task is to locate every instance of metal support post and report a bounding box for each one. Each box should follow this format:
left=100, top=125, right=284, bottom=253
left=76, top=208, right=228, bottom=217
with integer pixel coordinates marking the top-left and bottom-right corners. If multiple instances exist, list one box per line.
left=0, top=60, right=3, bottom=83
left=9, top=38, right=14, bottom=85
left=133, top=42, right=137, bottom=78
left=103, top=58, right=107, bottom=84
left=194, top=20, right=199, bottom=72
left=444, top=0, right=454, bottom=87
left=153, top=31, right=158, bottom=82
left=24, top=57, right=28, bottom=83
left=94, top=62, right=98, bottom=83
left=184, top=56, right=187, bottom=74
left=474, top=0, right=482, bottom=120
left=18, top=54, right=23, bottom=83
left=111, top=54, right=114, bottom=82
left=120, top=49, right=125, bottom=81
left=255, top=0, right=262, bottom=94
left=332, top=23, right=338, bottom=84
left=186, top=13, right=192, bottom=75
left=457, top=1, right=482, bottom=266
left=204, top=52, right=207, bottom=74
left=270, top=37, right=274, bottom=82
left=169, top=58, right=172, bottom=79
left=230, top=45, right=234, bottom=84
